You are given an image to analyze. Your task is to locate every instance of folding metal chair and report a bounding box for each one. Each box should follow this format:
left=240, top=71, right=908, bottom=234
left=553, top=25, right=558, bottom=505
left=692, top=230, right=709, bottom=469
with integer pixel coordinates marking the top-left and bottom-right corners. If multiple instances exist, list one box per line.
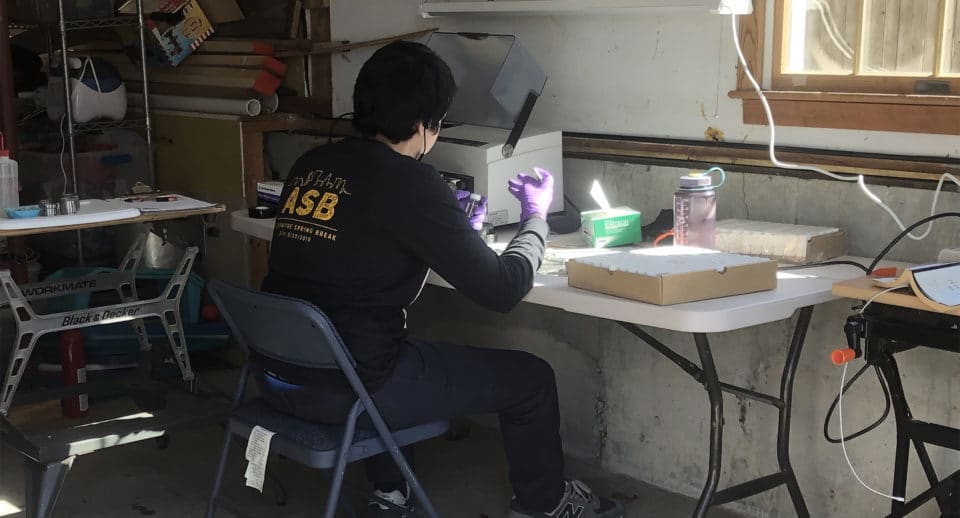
left=206, top=280, right=447, bottom=518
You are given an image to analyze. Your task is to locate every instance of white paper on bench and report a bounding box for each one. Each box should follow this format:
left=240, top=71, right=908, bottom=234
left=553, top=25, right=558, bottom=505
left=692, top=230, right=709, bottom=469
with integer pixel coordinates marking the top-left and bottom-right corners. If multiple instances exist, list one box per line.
left=110, top=195, right=215, bottom=213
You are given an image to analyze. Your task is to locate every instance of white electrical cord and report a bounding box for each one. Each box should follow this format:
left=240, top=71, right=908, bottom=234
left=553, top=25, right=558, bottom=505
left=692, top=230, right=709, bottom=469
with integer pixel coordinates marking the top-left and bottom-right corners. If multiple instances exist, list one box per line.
left=58, top=56, right=107, bottom=197
left=831, top=285, right=907, bottom=503
left=813, top=0, right=853, bottom=60
left=727, top=12, right=960, bottom=241
left=838, top=361, right=906, bottom=503
left=59, top=114, right=69, bottom=196
left=859, top=285, right=908, bottom=316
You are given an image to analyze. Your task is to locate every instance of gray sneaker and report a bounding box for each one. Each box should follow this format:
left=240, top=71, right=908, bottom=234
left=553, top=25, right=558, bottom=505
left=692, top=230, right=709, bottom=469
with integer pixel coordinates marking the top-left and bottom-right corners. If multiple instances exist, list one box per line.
left=366, top=486, right=413, bottom=518
left=509, top=480, right=624, bottom=518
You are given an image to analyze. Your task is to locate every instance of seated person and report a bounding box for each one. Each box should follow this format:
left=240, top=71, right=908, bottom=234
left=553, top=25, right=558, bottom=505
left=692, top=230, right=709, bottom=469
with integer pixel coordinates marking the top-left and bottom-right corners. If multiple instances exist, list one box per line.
left=260, top=40, right=623, bottom=518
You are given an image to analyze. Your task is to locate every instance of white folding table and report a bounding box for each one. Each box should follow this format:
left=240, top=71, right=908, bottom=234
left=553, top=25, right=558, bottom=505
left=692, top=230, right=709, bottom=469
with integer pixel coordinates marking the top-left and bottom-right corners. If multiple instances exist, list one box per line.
left=0, top=204, right=228, bottom=518
left=231, top=210, right=866, bottom=517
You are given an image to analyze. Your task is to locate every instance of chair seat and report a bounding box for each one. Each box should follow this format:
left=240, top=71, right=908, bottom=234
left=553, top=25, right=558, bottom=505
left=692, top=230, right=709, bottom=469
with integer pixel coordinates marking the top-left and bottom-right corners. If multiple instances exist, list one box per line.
left=229, top=398, right=449, bottom=469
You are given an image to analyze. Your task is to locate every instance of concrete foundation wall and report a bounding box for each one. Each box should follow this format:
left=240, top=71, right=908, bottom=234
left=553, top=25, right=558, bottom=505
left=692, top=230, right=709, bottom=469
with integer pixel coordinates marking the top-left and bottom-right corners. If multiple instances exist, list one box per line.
left=407, top=162, right=960, bottom=518
left=328, top=2, right=960, bottom=515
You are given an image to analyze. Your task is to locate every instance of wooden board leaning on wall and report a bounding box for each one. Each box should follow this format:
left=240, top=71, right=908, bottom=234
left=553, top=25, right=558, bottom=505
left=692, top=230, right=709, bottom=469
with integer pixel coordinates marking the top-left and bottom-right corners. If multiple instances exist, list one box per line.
left=562, top=134, right=959, bottom=185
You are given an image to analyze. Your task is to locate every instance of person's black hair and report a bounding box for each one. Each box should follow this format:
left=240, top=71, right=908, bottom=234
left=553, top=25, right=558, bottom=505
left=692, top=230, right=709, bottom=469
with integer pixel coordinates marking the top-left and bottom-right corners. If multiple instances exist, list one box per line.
left=352, top=41, right=456, bottom=143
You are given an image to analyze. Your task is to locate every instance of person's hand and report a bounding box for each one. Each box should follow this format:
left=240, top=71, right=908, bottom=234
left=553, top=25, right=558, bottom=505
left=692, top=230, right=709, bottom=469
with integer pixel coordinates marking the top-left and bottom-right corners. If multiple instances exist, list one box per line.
left=508, top=167, right=554, bottom=221
left=455, top=190, right=487, bottom=231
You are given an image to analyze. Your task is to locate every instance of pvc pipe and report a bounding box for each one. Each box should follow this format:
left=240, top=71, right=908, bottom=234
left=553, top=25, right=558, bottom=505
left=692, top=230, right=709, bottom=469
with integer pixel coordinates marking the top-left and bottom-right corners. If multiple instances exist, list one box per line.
left=129, top=93, right=262, bottom=117
left=259, top=93, right=279, bottom=114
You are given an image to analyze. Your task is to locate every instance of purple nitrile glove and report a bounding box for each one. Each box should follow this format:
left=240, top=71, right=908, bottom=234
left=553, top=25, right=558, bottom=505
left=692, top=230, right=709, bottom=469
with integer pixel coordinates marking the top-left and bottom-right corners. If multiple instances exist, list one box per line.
left=455, top=189, right=487, bottom=231
left=508, top=167, right=554, bottom=221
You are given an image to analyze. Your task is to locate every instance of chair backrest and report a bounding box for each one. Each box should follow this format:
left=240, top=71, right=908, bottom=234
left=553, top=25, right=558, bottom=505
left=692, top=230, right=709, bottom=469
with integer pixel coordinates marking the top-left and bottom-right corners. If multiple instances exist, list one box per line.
left=208, top=280, right=356, bottom=373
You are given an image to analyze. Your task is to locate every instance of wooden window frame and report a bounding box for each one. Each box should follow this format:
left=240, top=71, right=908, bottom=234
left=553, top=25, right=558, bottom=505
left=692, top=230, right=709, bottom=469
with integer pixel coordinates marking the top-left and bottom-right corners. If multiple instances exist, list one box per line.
left=773, top=0, right=960, bottom=94
left=730, top=0, right=960, bottom=135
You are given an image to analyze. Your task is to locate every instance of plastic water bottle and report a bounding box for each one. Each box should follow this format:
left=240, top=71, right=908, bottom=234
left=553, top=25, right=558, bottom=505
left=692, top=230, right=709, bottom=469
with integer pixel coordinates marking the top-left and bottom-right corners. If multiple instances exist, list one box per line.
left=0, top=132, right=19, bottom=217
left=674, top=167, right=725, bottom=248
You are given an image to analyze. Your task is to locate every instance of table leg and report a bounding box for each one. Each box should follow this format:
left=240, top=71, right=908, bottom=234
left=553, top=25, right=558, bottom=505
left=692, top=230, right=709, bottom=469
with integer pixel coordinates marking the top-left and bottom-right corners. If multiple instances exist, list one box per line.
left=876, top=350, right=956, bottom=516
left=692, top=333, right=723, bottom=518
left=877, top=354, right=909, bottom=517
left=23, top=456, right=74, bottom=518
left=8, top=237, right=30, bottom=284
left=620, top=313, right=812, bottom=518
left=911, top=438, right=947, bottom=511
left=117, top=235, right=153, bottom=374
left=777, top=306, right=812, bottom=517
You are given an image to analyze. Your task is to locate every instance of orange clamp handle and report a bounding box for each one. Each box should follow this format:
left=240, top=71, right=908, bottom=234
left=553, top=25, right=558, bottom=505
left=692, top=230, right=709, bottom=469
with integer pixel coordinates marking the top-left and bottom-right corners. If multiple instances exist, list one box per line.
left=870, top=267, right=898, bottom=278
left=831, top=348, right=857, bottom=365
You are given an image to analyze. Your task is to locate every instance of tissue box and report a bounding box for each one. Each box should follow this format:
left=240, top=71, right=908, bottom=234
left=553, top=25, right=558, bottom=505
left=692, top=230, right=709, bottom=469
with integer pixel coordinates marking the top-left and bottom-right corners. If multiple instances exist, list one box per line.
left=581, top=208, right=642, bottom=248
left=142, top=0, right=214, bottom=66
left=256, top=181, right=284, bottom=207
left=567, top=248, right=777, bottom=305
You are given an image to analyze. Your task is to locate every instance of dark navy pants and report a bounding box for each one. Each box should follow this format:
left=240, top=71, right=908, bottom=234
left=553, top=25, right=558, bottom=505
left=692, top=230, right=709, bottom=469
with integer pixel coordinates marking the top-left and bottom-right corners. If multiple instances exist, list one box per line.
left=256, top=341, right=566, bottom=512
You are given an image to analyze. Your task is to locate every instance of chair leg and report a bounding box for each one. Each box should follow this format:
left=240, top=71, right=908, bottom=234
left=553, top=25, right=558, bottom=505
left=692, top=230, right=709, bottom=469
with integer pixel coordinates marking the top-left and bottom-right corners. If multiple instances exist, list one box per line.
left=265, top=468, right=288, bottom=506
left=400, top=461, right=439, bottom=518
left=325, top=409, right=360, bottom=518
left=23, top=457, right=74, bottom=518
left=320, top=470, right=367, bottom=518
left=365, top=418, right=440, bottom=518
left=207, top=428, right=234, bottom=518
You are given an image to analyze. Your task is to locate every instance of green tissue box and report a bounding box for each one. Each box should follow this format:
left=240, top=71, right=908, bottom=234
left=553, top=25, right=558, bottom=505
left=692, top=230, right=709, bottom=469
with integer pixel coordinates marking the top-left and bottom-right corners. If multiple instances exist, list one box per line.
left=581, top=208, right=643, bottom=248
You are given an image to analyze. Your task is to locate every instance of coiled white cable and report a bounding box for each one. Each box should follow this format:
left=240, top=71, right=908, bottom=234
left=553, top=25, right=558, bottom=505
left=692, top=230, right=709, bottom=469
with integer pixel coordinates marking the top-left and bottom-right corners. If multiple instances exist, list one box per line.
left=726, top=12, right=959, bottom=242
left=838, top=361, right=906, bottom=502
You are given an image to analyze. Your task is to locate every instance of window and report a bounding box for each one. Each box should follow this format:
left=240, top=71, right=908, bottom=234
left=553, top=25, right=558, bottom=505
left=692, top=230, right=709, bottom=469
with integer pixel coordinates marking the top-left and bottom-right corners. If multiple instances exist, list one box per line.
left=775, top=0, right=960, bottom=94
left=732, top=0, right=960, bottom=135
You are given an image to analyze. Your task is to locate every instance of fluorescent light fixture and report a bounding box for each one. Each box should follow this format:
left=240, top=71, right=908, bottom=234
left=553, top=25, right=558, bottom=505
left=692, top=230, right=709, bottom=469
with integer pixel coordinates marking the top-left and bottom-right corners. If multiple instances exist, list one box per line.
left=420, top=0, right=753, bottom=17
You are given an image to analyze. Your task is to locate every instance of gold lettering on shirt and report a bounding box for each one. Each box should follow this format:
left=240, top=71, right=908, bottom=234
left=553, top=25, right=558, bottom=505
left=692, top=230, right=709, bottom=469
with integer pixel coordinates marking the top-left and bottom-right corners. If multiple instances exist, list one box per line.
left=312, top=192, right=339, bottom=221
left=282, top=186, right=300, bottom=214
left=296, top=189, right=320, bottom=216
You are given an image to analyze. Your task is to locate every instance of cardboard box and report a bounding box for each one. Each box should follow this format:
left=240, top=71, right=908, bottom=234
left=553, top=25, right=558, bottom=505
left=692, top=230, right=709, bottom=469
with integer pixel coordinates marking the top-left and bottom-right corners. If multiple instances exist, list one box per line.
left=567, top=248, right=777, bottom=305
left=716, top=219, right=845, bottom=264
left=195, top=0, right=244, bottom=24
left=581, top=207, right=642, bottom=248
left=139, top=0, right=214, bottom=66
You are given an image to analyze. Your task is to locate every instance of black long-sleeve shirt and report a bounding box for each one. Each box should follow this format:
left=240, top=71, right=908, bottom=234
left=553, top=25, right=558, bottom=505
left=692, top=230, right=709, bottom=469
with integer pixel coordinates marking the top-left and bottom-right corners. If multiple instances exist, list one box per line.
left=262, top=138, right=548, bottom=388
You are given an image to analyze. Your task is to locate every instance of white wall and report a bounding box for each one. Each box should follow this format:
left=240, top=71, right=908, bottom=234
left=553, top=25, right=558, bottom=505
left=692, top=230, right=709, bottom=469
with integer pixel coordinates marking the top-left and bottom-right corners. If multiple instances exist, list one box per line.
left=330, top=0, right=959, bottom=157
left=329, top=2, right=960, bottom=517
left=406, top=160, right=960, bottom=518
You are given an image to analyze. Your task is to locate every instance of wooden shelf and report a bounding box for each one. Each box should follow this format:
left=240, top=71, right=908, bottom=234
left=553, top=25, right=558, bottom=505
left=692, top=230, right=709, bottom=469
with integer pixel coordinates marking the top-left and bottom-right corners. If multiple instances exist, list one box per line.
left=731, top=90, right=960, bottom=135
left=420, top=0, right=719, bottom=16
left=729, top=90, right=960, bottom=107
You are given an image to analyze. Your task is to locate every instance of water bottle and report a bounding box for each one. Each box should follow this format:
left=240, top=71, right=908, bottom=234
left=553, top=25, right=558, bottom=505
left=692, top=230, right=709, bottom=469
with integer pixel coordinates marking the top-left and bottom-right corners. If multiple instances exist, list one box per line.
left=0, top=132, right=19, bottom=217
left=674, top=167, right=725, bottom=248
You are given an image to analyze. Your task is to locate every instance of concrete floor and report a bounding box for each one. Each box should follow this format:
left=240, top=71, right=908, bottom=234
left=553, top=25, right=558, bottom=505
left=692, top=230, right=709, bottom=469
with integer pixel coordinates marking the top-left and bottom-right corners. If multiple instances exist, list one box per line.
left=0, top=413, right=745, bottom=518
